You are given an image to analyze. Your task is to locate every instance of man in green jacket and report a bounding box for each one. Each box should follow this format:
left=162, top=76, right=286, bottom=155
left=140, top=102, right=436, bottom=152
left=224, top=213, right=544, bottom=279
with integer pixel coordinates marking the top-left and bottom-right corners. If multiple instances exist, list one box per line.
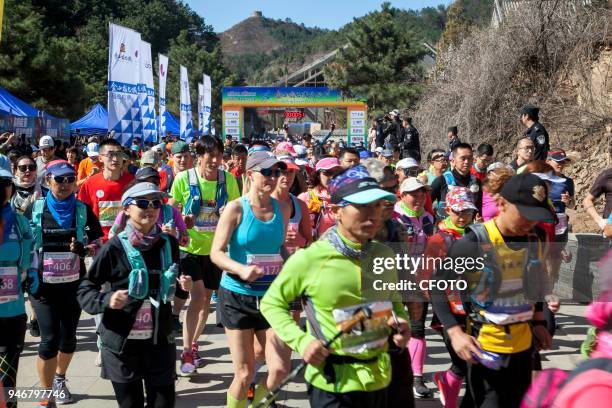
left=261, top=165, right=410, bottom=408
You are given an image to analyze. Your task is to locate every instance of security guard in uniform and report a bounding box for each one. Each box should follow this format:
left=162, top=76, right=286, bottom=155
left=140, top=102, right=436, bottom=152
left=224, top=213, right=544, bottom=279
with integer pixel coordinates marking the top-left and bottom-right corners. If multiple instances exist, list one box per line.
left=521, top=105, right=549, bottom=161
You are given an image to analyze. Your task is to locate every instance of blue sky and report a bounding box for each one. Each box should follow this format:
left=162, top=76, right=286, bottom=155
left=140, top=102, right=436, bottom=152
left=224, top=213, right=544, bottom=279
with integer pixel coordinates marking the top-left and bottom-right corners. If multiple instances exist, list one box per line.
left=186, top=0, right=454, bottom=33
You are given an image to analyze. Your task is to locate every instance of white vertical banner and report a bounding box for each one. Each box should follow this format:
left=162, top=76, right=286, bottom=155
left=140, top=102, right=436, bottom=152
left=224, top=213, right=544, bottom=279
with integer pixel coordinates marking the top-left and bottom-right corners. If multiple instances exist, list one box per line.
left=179, top=65, right=194, bottom=142
left=158, top=54, right=168, bottom=137
left=197, top=82, right=204, bottom=134
left=108, top=23, right=142, bottom=146
left=202, top=74, right=212, bottom=136
left=139, top=41, right=157, bottom=143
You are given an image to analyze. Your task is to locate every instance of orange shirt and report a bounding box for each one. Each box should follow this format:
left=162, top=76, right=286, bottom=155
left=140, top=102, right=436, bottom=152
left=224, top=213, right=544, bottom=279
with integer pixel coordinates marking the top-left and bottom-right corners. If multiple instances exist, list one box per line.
left=77, top=157, right=103, bottom=187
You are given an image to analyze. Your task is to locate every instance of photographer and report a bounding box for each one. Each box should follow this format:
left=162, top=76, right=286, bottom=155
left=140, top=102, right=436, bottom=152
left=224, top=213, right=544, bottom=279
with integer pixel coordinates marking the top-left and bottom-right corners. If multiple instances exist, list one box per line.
left=382, top=110, right=403, bottom=150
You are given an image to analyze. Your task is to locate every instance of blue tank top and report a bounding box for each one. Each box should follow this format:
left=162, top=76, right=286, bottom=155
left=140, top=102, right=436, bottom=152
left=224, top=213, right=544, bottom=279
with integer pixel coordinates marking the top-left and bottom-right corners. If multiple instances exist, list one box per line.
left=221, top=196, right=285, bottom=296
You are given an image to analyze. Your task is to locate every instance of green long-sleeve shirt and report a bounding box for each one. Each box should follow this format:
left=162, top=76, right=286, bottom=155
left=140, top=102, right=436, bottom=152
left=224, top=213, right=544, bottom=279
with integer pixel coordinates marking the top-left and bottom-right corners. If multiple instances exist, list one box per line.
left=260, top=237, right=408, bottom=393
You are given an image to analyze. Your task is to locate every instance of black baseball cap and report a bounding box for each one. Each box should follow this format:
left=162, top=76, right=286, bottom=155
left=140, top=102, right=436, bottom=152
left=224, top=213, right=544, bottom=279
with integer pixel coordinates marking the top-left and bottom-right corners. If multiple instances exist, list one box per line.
left=501, top=173, right=553, bottom=222
left=521, top=105, right=539, bottom=117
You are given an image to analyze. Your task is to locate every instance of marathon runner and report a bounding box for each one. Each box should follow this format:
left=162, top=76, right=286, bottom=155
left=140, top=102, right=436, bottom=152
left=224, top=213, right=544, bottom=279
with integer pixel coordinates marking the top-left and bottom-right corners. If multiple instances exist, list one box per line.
left=431, top=173, right=554, bottom=408
left=78, top=182, right=192, bottom=408
left=261, top=164, right=410, bottom=408
left=169, top=136, right=240, bottom=376
left=210, top=151, right=291, bottom=408
left=0, top=168, right=38, bottom=408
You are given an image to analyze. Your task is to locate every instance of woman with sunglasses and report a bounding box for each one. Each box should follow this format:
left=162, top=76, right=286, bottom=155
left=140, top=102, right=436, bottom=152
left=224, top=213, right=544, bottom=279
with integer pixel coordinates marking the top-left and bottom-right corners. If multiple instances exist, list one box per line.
left=298, top=157, right=342, bottom=240
left=12, top=156, right=43, bottom=337
left=11, top=156, right=41, bottom=214
left=211, top=151, right=291, bottom=408
left=423, top=188, right=477, bottom=408
left=24, top=160, right=103, bottom=406
left=78, top=182, right=192, bottom=408
left=0, top=168, right=39, bottom=408
left=392, top=176, right=436, bottom=399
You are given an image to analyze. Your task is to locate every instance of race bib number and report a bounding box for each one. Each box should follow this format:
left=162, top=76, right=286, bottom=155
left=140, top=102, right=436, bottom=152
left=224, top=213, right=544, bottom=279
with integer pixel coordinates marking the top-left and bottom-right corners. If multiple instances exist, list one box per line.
left=246, top=254, right=283, bottom=276
left=43, top=252, right=80, bottom=284
left=128, top=299, right=153, bottom=340
left=194, top=206, right=219, bottom=233
left=332, top=301, right=393, bottom=354
left=98, top=200, right=122, bottom=227
left=0, top=267, right=19, bottom=304
left=555, top=213, right=568, bottom=235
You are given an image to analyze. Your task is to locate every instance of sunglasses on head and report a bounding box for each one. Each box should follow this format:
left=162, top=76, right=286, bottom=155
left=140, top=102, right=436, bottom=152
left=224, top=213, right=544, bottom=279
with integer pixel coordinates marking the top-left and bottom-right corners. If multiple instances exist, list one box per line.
left=131, top=199, right=162, bottom=209
left=257, top=168, right=281, bottom=178
left=17, top=164, right=36, bottom=172
left=52, top=175, right=76, bottom=184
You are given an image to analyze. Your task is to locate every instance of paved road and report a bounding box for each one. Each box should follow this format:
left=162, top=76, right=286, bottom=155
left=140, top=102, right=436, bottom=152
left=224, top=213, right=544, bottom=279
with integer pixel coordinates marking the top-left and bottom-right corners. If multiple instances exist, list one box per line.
left=17, top=303, right=589, bottom=407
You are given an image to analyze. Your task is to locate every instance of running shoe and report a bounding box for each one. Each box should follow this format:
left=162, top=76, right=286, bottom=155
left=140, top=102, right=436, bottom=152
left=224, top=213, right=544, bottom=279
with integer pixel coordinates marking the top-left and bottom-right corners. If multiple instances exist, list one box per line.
left=433, top=371, right=448, bottom=406
left=52, top=374, right=74, bottom=404
left=30, top=318, right=40, bottom=337
left=37, top=398, right=56, bottom=408
left=413, top=375, right=432, bottom=399
left=179, top=350, right=197, bottom=376
left=192, top=342, right=205, bottom=369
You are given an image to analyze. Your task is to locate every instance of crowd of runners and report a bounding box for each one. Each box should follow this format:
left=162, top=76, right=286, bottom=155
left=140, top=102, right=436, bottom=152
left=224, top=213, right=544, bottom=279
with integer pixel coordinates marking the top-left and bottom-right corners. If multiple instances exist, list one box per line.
left=0, top=104, right=611, bottom=408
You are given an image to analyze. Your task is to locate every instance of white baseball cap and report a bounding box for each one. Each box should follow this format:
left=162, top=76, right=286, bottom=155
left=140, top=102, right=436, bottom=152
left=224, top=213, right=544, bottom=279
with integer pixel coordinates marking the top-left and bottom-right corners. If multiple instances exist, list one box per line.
left=39, top=135, right=54, bottom=149
left=400, top=177, right=428, bottom=193
left=86, top=142, right=99, bottom=157
left=396, top=158, right=419, bottom=170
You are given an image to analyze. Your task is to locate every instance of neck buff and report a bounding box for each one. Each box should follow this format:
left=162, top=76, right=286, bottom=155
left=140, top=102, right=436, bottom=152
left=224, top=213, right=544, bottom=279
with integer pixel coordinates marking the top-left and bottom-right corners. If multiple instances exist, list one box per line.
left=0, top=203, right=15, bottom=245
left=321, top=225, right=370, bottom=260
left=124, top=220, right=161, bottom=251
left=46, top=190, right=76, bottom=229
left=443, top=217, right=468, bottom=236
left=400, top=202, right=424, bottom=218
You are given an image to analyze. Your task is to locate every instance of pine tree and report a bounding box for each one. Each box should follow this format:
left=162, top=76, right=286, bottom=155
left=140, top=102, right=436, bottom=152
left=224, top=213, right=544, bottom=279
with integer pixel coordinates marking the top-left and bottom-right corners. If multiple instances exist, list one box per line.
left=323, top=2, right=427, bottom=116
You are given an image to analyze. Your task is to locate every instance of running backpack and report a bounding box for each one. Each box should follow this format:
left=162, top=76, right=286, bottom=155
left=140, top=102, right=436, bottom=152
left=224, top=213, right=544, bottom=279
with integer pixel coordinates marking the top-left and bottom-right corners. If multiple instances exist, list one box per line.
left=521, top=358, right=612, bottom=408
left=31, top=198, right=87, bottom=251
left=184, top=168, right=227, bottom=216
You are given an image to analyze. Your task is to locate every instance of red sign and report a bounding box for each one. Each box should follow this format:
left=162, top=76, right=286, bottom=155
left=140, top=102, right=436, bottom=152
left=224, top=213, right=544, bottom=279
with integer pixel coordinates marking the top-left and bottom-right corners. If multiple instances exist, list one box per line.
left=284, top=111, right=305, bottom=119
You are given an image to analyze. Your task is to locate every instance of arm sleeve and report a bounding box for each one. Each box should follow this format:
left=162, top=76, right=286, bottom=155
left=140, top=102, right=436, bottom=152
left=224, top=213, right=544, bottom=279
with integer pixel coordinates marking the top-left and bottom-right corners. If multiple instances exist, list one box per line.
left=260, top=251, right=317, bottom=356
left=317, top=129, right=334, bottom=148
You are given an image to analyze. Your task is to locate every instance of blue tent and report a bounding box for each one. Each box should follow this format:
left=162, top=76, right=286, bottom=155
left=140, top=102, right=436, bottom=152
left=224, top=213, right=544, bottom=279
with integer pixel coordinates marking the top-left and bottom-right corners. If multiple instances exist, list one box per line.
left=158, top=111, right=180, bottom=137
left=0, top=86, right=55, bottom=118
left=70, top=103, right=108, bottom=135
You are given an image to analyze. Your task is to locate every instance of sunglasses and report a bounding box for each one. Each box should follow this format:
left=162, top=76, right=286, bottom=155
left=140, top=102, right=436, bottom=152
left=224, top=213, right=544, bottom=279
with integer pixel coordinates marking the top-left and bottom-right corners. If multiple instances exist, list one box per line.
left=402, top=168, right=420, bottom=177
left=131, top=199, right=163, bottom=209
left=451, top=208, right=475, bottom=216
left=257, top=168, right=281, bottom=178
left=52, top=175, right=76, bottom=184
left=432, top=156, right=448, bottom=162
left=17, top=164, right=37, bottom=172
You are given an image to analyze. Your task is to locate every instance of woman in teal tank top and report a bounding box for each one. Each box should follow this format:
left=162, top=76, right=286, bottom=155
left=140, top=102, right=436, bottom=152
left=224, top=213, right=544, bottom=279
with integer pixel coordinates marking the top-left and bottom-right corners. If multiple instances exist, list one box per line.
left=211, top=151, right=291, bottom=408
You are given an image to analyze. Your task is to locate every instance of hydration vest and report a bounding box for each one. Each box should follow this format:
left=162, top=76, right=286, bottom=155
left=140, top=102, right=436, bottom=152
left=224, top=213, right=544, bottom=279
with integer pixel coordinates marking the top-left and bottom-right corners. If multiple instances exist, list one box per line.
left=31, top=198, right=87, bottom=251
left=1, top=212, right=33, bottom=272
left=184, top=168, right=227, bottom=217
left=117, top=231, right=177, bottom=304
left=435, top=170, right=480, bottom=219
left=392, top=203, right=434, bottom=255
left=465, top=220, right=545, bottom=326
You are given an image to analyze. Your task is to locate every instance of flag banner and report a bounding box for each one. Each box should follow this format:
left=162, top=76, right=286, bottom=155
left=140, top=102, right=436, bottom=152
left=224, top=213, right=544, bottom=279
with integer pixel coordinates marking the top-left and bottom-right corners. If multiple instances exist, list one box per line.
left=158, top=54, right=168, bottom=137
left=198, top=82, right=204, bottom=133
left=108, top=23, right=142, bottom=146
left=139, top=41, right=157, bottom=143
left=179, top=65, right=194, bottom=142
left=202, top=74, right=212, bottom=136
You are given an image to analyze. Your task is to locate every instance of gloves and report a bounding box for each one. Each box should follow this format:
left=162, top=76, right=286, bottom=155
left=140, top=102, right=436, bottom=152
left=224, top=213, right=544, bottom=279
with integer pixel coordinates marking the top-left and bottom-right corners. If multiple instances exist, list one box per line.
left=70, top=237, right=88, bottom=258
left=25, top=269, right=39, bottom=295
